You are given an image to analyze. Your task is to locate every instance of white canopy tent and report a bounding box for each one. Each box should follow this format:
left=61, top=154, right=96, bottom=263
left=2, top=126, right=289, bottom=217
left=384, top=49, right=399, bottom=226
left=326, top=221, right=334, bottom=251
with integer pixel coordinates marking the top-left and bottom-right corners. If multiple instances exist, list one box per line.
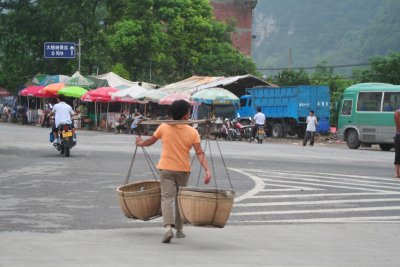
left=96, top=72, right=157, bottom=90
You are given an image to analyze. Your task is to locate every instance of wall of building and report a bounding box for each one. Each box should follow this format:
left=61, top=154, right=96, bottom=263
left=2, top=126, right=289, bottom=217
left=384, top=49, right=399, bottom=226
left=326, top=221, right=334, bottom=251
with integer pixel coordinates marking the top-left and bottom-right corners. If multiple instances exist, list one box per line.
left=210, top=0, right=257, bottom=56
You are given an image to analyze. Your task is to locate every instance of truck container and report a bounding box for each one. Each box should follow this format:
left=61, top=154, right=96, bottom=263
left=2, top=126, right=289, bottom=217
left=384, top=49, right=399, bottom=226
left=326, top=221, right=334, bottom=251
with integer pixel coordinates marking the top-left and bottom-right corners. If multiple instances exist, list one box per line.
left=237, top=85, right=330, bottom=138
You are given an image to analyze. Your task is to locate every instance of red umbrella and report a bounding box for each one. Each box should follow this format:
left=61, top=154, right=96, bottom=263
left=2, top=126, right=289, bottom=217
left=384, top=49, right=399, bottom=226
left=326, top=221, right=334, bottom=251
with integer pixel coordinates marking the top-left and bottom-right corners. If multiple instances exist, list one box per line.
left=80, top=87, right=118, bottom=130
left=19, top=86, right=55, bottom=98
left=81, top=90, right=98, bottom=102
left=90, top=87, right=119, bottom=102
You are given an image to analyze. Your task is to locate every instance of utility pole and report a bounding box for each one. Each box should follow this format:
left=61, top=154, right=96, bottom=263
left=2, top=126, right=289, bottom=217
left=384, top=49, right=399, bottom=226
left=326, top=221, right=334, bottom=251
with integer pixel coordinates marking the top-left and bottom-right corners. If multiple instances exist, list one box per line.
left=78, top=38, right=82, bottom=73
left=288, top=48, right=292, bottom=70
left=149, top=61, right=152, bottom=83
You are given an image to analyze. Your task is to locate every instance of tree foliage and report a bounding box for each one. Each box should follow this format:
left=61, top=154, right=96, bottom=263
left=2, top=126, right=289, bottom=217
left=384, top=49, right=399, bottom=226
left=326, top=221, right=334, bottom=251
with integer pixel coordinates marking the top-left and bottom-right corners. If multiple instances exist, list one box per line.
left=353, top=52, right=400, bottom=84
left=0, top=0, right=257, bottom=93
left=268, top=69, right=310, bottom=86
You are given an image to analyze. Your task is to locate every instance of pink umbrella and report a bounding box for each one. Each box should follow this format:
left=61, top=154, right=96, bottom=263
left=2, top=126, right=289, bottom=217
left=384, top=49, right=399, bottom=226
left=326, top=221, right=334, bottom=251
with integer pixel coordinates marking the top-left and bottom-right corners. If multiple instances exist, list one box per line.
left=19, top=85, right=55, bottom=98
left=158, top=92, right=196, bottom=105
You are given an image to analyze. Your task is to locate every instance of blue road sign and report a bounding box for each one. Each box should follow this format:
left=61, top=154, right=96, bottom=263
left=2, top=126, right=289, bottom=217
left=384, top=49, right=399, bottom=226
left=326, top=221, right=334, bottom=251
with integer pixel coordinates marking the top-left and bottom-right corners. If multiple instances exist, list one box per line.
left=44, top=42, right=76, bottom=59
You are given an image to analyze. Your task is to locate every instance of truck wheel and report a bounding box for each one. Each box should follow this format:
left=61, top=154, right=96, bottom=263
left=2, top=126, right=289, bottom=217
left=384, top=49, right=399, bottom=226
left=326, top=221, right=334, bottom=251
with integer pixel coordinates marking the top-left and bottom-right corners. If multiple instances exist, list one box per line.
left=297, top=129, right=305, bottom=139
left=379, top=144, right=393, bottom=151
left=346, top=129, right=360, bottom=149
left=271, top=124, right=283, bottom=138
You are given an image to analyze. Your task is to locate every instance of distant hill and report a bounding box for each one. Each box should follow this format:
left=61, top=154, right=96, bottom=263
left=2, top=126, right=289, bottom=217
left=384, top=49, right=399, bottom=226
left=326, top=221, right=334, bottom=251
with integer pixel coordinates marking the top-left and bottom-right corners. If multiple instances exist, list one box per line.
left=252, top=0, right=400, bottom=76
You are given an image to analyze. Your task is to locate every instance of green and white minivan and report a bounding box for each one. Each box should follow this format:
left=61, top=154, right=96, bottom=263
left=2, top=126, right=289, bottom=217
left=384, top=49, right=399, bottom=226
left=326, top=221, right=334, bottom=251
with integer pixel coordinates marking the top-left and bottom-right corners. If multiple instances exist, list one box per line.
left=337, top=83, right=400, bottom=150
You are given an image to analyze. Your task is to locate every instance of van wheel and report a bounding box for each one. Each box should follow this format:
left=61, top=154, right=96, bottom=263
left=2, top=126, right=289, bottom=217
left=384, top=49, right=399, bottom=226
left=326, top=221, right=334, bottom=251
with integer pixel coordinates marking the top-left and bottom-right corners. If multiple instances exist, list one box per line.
left=271, top=124, right=283, bottom=138
left=379, top=144, right=393, bottom=151
left=346, top=129, right=360, bottom=149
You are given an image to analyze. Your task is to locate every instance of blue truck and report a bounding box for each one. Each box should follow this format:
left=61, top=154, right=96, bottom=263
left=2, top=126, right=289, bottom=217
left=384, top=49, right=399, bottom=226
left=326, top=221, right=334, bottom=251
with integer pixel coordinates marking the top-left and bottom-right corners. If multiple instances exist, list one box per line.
left=237, top=85, right=330, bottom=138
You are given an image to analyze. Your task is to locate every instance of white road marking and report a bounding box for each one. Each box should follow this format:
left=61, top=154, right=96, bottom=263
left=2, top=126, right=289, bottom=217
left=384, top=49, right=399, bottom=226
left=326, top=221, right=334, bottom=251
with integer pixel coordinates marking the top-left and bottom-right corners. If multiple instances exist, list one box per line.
left=265, top=172, right=400, bottom=190
left=228, top=168, right=400, bottom=223
left=261, top=188, right=323, bottom=192
left=231, top=216, right=400, bottom=223
left=235, top=198, right=400, bottom=207
left=231, top=206, right=400, bottom=216
left=261, top=177, right=391, bottom=193
left=229, top=168, right=265, bottom=203
left=243, top=169, right=397, bottom=182
left=248, top=192, right=400, bottom=199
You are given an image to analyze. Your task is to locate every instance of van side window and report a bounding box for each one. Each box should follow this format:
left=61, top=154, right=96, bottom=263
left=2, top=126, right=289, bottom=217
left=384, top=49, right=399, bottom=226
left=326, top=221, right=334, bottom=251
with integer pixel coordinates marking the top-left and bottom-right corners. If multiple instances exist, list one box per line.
left=357, top=92, right=382, bottom=112
left=383, top=92, right=400, bottom=112
left=341, top=100, right=352, bottom=115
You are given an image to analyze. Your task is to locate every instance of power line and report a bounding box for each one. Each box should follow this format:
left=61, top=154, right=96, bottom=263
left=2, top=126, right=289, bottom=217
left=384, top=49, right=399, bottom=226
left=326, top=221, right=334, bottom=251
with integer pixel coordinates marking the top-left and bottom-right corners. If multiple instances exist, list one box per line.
left=257, top=63, right=371, bottom=71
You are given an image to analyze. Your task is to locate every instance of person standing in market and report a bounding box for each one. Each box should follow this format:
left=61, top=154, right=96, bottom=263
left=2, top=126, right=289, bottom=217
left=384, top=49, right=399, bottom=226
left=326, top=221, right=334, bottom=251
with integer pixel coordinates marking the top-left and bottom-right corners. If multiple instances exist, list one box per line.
left=135, top=100, right=212, bottom=243
left=303, top=110, right=318, bottom=146
left=394, top=109, right=400, bottom=178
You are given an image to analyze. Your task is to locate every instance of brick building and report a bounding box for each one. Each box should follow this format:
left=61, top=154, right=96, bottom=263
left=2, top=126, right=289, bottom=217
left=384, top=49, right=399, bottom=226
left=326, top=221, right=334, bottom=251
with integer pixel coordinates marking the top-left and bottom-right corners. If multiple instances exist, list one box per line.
left=210, top=0, right=257, bottom=56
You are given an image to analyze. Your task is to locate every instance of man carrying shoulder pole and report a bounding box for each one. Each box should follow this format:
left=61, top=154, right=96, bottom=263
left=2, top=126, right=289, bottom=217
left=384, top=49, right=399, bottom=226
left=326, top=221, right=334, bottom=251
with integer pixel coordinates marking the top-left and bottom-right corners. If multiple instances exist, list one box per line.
left=136, top=100, right=212, bottom=243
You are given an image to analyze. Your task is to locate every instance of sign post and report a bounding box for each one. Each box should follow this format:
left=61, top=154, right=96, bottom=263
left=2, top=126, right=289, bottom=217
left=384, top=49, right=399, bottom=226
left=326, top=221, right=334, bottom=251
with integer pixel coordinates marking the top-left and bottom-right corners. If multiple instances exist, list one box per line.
left=44, top=42, right=76, bottom=59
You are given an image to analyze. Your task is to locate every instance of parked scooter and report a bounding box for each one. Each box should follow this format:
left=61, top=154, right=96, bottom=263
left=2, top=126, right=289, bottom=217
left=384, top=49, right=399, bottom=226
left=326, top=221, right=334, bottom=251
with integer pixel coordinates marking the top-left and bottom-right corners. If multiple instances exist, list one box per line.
left=224, top=119, right=252, bottom=141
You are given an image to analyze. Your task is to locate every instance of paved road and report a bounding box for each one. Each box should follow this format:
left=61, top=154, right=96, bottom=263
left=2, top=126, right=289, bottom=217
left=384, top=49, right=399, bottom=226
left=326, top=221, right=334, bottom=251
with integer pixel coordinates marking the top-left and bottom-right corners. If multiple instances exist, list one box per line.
left=1, top=123, right=399, bottom=266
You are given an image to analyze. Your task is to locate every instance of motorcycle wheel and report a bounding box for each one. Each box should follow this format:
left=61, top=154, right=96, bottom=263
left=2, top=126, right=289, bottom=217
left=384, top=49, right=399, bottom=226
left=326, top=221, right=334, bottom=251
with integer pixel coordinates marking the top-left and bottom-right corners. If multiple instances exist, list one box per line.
left=65, top=146, right=70, bottom=157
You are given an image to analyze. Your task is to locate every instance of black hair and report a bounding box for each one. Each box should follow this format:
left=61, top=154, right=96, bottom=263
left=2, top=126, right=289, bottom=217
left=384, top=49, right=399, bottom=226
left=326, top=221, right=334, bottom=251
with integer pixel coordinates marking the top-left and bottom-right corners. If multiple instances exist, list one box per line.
left=257, top=107, right=261, bottom=112
left=171, top=100, right=190, bottom=120
left=310, top=110, right=315, bottom=114
left=57, top=94, right=66, bottom=102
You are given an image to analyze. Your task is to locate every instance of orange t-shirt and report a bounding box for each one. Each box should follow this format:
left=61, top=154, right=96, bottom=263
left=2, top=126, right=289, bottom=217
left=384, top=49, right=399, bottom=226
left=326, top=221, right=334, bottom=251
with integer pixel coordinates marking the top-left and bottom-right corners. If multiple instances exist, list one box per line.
left=153, top=123, right=201, bottom=172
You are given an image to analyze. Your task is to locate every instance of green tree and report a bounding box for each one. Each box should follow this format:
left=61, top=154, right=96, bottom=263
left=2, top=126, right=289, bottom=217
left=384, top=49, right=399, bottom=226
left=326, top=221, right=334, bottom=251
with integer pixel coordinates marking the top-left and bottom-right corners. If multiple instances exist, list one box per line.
left=107, top=0, right=257, bottom=84
left=354, top=51, right=400, bottom=84
left=310, top=63, right=354, bottom=125
left=268, top=69, right=310, bottom=86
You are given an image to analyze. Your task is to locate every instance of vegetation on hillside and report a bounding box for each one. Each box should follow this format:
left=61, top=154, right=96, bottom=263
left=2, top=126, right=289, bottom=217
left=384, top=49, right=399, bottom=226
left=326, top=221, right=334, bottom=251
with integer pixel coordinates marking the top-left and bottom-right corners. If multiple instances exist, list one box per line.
left=253, top=0, right=400, bottom=76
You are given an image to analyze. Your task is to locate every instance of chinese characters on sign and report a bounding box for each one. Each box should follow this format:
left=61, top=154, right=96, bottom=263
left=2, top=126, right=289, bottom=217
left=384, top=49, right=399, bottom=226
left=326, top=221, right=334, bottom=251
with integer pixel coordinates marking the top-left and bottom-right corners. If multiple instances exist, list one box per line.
left=44, top=42, right=76, bottom=58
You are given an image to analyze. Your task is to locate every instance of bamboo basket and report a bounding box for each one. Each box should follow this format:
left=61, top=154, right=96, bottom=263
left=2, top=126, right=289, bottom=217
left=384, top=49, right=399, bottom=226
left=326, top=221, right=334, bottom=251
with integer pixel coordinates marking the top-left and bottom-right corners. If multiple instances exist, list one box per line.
left=117, top=180, right=161, bottom=220
left=178, top=187, right=235, bottom=228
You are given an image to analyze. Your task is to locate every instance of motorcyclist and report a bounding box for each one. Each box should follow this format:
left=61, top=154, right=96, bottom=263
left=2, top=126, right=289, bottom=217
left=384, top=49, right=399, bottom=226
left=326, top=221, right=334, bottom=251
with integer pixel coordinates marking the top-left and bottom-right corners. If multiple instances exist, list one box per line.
left=250, top=107, right=266, bottom=142
left=51, top=95, right=76, bottom=144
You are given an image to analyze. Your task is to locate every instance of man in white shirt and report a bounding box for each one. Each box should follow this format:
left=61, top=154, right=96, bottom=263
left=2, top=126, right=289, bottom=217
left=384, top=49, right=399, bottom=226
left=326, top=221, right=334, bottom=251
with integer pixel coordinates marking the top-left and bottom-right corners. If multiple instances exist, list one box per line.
left=251, top=107, right=266, bottom=141
left=303, top=110, right=318, bottom=146
left=51, top=95, right=75, bottom=144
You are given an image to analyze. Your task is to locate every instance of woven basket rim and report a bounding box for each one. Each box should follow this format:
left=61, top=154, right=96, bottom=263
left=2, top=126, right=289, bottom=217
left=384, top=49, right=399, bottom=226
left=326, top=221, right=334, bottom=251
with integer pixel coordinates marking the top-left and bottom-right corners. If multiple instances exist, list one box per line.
left=117, top=180, right=160, bottom=191
left=178, top=190, right=235, bottom=200
left=179, top=186, right=235, bottom=195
